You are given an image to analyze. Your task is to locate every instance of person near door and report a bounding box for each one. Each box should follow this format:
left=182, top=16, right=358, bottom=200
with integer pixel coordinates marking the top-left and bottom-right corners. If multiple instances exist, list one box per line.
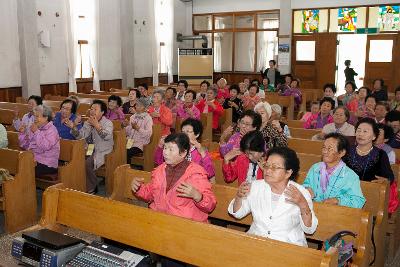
left=371, top=79, right=388, bottom=102
left=344, top=60, right=358, bottom=84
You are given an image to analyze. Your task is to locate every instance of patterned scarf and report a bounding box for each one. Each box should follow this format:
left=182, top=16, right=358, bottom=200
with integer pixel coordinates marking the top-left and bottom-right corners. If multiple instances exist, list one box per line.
left=320, top=160, right=345, bottom=193
left=186, top=146, right=196, bottom=162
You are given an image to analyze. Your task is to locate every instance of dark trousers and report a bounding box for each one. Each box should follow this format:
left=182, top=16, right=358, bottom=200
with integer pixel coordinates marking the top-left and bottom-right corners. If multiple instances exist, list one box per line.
left=85, top=155, right=98, bottom=193
left=35, top=163, right=58, bottom=177
left=127, top=147, right=143, bottom=164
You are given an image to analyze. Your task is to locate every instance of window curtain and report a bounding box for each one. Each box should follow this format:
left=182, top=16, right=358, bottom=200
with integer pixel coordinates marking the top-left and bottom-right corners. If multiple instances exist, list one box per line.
left=257, top=31, right=278, bottom=72
left=162, top=0, right=174, bottom=84
left=214, top=19, right=222, bottom=72
left=88, top=0, right=100, bottom=91
left=64, top=0, right=78, bottom=92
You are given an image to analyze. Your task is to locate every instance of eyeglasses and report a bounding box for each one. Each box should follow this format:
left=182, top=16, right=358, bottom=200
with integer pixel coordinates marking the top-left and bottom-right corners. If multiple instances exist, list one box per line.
left=322, top=146, right=336, bottom=153
left=261, top=163, right=286, bottom=171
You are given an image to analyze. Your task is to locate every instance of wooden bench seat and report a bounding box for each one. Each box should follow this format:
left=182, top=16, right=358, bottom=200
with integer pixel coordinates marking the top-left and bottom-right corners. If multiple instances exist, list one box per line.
left=288, top=138, right=323, bottom=155
left=290, top=127, right=321, bottom=139
left=0, top=102, right=30, bottom=116
left=38, top=185, right=338, bottom=267
left=286, top=120, right=304, bottom=128
left=0, top=108, right=16, bottom=130
left=0, top=149, right=37, bottom=233
left=264, top=93, right=295, bottom=120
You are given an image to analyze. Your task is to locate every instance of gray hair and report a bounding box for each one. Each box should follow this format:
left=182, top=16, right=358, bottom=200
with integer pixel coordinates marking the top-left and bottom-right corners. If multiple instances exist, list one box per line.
left=33, top=105, right=53, bottom=122
left=254, top=102, right=272, bottom=119
left=270, top=104, right=282, bottom=115
left=136, top=97, right=150, bottom=108
left=207, top=87, right=218, bottom=96
left=152, top=89, right=165, bottom=98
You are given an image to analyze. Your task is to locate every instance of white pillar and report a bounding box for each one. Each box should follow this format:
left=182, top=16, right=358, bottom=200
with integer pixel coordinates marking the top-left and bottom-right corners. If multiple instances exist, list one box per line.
left=17, top=0, right=41, bottom=97
left=120, top=0, right=135, bottom=88
left=278, top=0, right=292, bottom=75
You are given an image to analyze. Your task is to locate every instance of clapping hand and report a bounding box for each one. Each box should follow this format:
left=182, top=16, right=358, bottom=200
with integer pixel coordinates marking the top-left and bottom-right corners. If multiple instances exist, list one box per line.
left=236, top=182, right=251, bottom=199
left=19, top=124, right=26, bottom=133
left=176, top=182, right=202, bottom=202
left=131, top=121, right=140, bottom=131
left=30, top=123, right=38, bottom=133
left=88, top=115, right=100, bottom=129
left=131, top=177, right=144, bottom=193
left=63, top=119, right=75, bottom=129
left=284, top=185, right=308, bottom=209
left=271, top=120, right=282, bottom=133
left=151, top=111, right=160, bottom=118
left=223, top=148, right=242, bottom=163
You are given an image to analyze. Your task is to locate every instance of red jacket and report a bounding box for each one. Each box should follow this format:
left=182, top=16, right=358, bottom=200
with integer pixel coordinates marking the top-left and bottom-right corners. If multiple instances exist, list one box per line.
left=196, top=99, right=223, bottom=129
left=136, top=162, right=217, bottom=223
left=148, top=104, right=173, bottom=136
left=222, top=154, right=263, bottom=186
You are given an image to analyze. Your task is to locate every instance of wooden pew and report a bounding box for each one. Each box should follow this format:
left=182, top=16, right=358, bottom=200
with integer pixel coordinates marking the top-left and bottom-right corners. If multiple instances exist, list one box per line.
left=220, top=108, right=233, bottom=133
left=286, top=120, right=304, bottom=128
left=0, top=108, right=16, bottom=130
left=200, top=112, right=213, bottom=143
left=0, top=149, right=37, bottom=232
left=96, top=129, right=127, bottom=195
left=40, top=185, right=338, bottom=267
left=43, top=100, right=62, bottom=110
left=0, top=102, right=30, bottom=115
left=7, top=131, right=87, bottom=192
left=290, top=127, right=321, bottom=140
left=288, top=138, right=322, bottom=155
left=264, top=93, right=295, bottom=120
left=131, top=124, right=162, bottom=172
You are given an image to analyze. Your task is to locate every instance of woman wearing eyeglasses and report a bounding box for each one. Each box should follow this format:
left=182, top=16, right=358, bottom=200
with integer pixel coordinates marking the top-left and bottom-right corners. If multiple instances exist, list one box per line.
left=228, top=146, right=318, bottom=247
left=302, top=133, right=365, bottom=209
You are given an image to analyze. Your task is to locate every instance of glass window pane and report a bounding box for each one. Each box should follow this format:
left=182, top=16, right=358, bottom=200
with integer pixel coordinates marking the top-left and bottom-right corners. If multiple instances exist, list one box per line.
left=293, top=11, right=303, bottom=33
left=194, top=33, right=212, bottom=48
left=215, top=15, right=233, bottom=29
left=296, top=41, right=315, bottom=61
left=330, top=7, right=366, bottom=32
left=257, top=31, right=278, bottom=71
left=369, top=40, right=393, bottom=62
left=234, top=32, right=255, bottom=71
left=214, top=32, right=232, bottom=71
left=235, top=15, right=254, bottom=28
left=193, top=15, right=212, bottom=31
left=75, top=44, right=92, bottom=78
left=370, top=6, right=400, bottom=31
left=257, top=13, right=279, bottom=29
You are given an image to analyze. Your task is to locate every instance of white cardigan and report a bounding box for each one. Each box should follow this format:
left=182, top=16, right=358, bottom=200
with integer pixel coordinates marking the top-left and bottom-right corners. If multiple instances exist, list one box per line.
left=228, top=180, right=318, bottom=247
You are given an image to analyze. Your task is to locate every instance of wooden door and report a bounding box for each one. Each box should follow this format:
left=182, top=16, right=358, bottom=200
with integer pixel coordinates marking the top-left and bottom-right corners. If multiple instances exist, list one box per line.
left=365, top=33, right=399, bottom=92
left=292, top=35, right=317, bottom=89
left=316, top=33, right=337, bottom=89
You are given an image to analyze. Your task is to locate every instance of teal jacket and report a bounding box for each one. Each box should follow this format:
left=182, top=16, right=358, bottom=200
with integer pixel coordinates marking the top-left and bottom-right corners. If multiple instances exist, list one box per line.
left=303, top=162, right=366, bottom=209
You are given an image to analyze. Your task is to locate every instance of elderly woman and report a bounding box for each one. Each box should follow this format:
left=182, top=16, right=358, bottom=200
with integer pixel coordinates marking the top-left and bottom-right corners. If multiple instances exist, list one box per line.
left=19, top=105, right=60, bottom=177
left=312, top=106, right=355, bottom=141
left=219, top=110, right=262, bottom=157
left=228, top=147, right=318, bottom=247
left=67, top=100, right=114, bottom=194
left=376, top=124, right=396, bottom=164
left=176, top=90, right=201, bottom=120
left=270, top=104, right=291, bottom=138
left=196, top=80, right=209, bottom=103
left=339, top=81, right=357, bottom=107
left=126, top=98, right=153, bottom=164
left=53, top=99, right=83, bottom=140
left=105, top=95, right=125, bottom=122
left=196, top=87, right=224, bottom=130
left=13, top=95, right=43, bottom=132
left=223, top=131, right=265, bottom=185
left=304, top=97, right=334, bottom=129
left=0, top=123, right=8, bottom=148
left=280, top=78, right=302, bottom=108
left=303, top=133, right=365, bottom=208
left=122, top=88, right=141, bottom=114
left=131, top=133, right=217, bottom=223
left=155, top=118, right=215, bottom=180
left=344, top=117, right=394, bottom=183
left=148, top=89, right=173, bottom=136
left=216, top=77, right=230, bottom=103
left=255, top=102, right=287, bottom=149
left=242, top=84, right=261, bottom=111
left=371, top=78, right=388, bottom=102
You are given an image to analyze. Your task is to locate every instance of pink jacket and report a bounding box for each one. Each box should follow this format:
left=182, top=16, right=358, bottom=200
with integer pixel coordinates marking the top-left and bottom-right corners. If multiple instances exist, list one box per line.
left=19, top=122, right=60, bottom=168
left=154, top=146, right=215, bottom=178
left=105, top=107, right=125, bottom=122
left=176, top=104, right=201, bottom=120
left=135, top=162, right=217, bottom=223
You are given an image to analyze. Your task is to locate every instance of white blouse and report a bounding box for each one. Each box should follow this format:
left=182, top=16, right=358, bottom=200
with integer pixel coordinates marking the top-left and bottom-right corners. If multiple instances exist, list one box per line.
left=228, top=180, right=318, bottom=247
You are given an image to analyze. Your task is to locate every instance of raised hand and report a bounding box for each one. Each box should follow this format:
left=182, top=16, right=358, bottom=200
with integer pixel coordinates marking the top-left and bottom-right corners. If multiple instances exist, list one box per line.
left=236, top=182, right=251, bottom=199
left=131, top=177, right=144, bottom=193
left=284, top=185, right=309, bottom=209
left=224, top=148, right=242, bottom=163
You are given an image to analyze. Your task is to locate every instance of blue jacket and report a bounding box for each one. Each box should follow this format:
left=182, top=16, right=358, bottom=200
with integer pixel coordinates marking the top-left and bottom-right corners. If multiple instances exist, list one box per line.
left=303, top=162, right=366, bottom=209
left=53, top=112, right=82, bottom=140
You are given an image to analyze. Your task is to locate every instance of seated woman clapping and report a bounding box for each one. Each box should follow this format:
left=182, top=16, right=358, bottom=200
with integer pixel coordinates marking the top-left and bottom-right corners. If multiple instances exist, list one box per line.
left=303, top=133, right=365, bottom=208
left=223, top=131, right=265, bottom=186
left=18, top=105, right=60, bottom=177
left=228, top=147, right=318, bottom=247
left=131, top=133, right=217, bottom=223
left=155, top=118, right=215, bottom=180
left=53, top=99, right=83, bottom=140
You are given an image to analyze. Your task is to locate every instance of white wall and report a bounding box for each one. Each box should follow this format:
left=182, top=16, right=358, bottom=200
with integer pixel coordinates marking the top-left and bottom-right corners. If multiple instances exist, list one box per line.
left=98, top=0, right=122, bottom=80
left=193, top=0, right=280, bottom=14
left=133, top=0, right=153, bottom=78
left=0, top=0, right=21, bottom=87
left=36, top=0, right=69, bottom=84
